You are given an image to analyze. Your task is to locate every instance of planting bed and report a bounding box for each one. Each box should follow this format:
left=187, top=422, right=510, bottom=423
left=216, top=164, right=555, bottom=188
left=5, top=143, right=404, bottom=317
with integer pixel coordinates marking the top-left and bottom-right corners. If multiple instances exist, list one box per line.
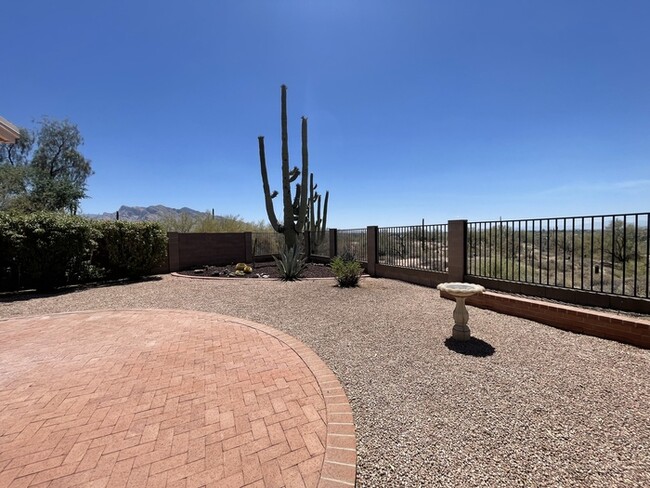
left=177, top=262, right=336, bottom=279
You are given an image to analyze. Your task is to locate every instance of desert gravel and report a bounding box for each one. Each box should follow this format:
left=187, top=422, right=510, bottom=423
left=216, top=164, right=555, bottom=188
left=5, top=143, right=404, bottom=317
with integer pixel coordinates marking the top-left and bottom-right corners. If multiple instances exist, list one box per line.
left=1, top=275, right=649, bottom=487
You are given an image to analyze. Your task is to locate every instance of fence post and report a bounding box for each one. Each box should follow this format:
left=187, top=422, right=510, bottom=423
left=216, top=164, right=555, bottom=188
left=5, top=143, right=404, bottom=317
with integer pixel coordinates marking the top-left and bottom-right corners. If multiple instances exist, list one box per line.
left=244, top=232, right=253, bottom=263
left=329, top=229, right=338, bottom=258
left=167, top=232, right=180, bottom=272
left=367, top=226, right=379, bottom=276
left=447, top=220, right=467, bottom=282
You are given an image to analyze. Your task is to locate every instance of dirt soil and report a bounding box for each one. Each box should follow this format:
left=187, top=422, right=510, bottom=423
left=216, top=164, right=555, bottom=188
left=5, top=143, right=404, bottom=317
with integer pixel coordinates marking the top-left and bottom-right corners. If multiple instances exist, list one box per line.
left=177, top=261, right=335, bottom=279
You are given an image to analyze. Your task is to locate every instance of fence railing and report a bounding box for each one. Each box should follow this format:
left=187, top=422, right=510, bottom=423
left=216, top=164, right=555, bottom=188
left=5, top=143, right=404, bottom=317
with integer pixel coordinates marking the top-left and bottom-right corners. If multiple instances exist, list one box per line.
left=337, top=228, right=368, bottom=262
left=253, top=231, right=322, bottom=258
left=242, top=214, right=650, bottom=301
left=467, top=213, right=650, bottom=298
left=378, top=224, right=448, bottom=272
left=252, top=232, right=285, bottom=257
left=308, top=230, right=330, bottom=257
left=165, top=214, right=649, bottom=313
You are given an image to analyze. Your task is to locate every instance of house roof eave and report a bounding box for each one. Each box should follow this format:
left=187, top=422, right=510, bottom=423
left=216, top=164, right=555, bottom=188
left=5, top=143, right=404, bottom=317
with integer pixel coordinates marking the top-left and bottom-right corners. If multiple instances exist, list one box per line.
left=0, top=116, right=21, bottom=144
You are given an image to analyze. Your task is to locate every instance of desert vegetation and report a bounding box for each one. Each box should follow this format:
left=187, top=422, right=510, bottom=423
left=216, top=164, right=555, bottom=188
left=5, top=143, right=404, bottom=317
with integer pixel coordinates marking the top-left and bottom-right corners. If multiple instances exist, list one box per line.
left=331, top=251, right=363, bottom=287
left=0, top=118, right=92, bottom=214
left=337, top=228, right=368, bottom=263
left=467, top=216, right=649, bottom=297
left=378, top=224, right=449, bottom=271
left=158, top=211, right=271, bottom=234
left=369, top=215, right=649, bottom=298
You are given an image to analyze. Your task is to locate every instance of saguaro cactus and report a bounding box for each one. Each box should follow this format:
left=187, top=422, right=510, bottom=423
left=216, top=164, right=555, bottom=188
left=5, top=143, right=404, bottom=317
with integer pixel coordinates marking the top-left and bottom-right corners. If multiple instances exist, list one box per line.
left=258, top=85, right=312, bottom=250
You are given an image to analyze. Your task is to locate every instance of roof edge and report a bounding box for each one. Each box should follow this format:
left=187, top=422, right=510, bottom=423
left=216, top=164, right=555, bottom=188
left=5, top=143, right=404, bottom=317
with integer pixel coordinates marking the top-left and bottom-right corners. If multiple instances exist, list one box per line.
left=0, top=115, right=21, bottom=144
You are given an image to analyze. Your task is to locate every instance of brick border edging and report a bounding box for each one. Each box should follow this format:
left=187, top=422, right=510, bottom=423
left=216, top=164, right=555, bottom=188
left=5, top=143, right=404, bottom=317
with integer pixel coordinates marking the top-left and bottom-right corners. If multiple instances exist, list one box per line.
left=222, top=314, right=357, bottom=488
left=440, top=290, right=650, bottom=349
left=2, top=309, right=357, bottom=487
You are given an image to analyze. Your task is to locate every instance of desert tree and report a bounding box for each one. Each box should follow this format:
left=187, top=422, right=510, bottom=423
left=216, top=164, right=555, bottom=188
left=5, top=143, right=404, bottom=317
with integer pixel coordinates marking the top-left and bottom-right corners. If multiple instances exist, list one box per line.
left=0, top=118, right=92, bottom=214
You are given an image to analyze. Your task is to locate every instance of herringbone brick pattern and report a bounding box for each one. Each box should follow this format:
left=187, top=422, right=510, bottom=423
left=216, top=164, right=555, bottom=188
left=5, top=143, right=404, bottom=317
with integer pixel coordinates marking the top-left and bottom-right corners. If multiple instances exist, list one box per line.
left=0, top=310, right=355, bottom=487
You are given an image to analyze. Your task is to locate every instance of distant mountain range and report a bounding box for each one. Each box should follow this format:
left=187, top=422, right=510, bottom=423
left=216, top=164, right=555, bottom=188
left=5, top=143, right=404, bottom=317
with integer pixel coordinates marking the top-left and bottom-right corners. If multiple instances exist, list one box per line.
left=84, top=205, right=215, bottom=222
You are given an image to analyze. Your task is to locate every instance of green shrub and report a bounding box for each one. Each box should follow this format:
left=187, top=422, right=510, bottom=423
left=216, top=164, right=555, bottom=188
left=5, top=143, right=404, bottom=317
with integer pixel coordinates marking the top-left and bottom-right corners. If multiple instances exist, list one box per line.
left=92, top=221, right=167, bottom=279
left=0, top=212, right=100, bottom=290
left=331, top=254, right=363, bottom=287
left=0, top=214, right=168, bottom=290
left=274, top=245, right=307, bottom=281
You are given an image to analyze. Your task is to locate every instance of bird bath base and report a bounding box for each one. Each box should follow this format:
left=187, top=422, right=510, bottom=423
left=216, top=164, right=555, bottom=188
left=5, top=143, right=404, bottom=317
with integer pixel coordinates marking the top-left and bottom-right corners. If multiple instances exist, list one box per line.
left=437, top=282, right=485, bottom=341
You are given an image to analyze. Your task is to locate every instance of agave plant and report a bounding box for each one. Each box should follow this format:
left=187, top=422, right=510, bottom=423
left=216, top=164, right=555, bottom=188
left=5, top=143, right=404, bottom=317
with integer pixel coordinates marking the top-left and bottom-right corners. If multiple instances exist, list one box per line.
left=273, top=245, right=307, bottom=281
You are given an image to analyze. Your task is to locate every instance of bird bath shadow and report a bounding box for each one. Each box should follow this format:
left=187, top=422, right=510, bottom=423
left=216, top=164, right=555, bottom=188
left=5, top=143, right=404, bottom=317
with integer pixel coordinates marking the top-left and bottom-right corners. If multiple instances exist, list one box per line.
left=444, top=337, right=495, bottom=357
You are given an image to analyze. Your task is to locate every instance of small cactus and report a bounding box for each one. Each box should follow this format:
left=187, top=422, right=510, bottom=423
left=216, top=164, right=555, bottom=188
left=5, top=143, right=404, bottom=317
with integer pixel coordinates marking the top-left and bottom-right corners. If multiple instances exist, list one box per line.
left=235, top=263, right=247, bottom=271
left=244, top=265, right=253, bottom=273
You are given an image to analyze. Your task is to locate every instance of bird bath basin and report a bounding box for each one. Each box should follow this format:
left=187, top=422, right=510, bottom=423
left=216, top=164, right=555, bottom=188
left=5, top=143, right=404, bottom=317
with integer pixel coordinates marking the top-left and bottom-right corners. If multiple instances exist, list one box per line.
left=437, top=282, right=485, bottom=341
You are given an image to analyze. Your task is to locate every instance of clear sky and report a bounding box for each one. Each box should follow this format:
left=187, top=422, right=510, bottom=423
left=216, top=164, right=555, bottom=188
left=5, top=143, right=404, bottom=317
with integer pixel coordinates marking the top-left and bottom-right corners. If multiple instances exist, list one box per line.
left=3, top=1, right=649, bottom=227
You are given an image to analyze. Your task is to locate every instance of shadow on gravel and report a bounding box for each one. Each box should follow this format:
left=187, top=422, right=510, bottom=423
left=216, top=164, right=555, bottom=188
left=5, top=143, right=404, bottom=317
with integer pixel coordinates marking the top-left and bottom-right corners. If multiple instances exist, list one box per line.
left=0, top=276, right=163, bottom=303
left=444, top=337, right=495, bottom=357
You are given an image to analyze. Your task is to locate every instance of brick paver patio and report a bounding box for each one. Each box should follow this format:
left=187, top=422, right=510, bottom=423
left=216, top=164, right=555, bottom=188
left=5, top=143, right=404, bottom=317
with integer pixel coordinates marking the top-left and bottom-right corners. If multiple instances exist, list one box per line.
left=0, top=310, right=356, bottom=488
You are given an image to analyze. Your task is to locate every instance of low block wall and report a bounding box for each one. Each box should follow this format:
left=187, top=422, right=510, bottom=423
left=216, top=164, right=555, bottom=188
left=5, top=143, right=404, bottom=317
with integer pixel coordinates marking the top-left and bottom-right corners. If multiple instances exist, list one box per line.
left=441, top=290, right=650, bottom=349
left=467, top=276, right=650, bottom=315
left=374, top=264, right=448, bottom=288
left=166, top=233, right=249, bottom=271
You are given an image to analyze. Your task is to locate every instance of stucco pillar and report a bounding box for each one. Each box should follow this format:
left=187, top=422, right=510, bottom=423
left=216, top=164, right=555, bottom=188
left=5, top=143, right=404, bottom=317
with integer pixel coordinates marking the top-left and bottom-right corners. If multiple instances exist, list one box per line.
left=367, top=226, right=379, bottom=276
left=447, top=220, right=467, bottom=282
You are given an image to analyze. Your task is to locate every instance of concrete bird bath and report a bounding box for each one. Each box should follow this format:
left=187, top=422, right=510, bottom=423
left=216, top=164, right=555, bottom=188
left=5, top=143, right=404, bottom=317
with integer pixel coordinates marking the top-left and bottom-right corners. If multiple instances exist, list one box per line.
left=437, top=282, right=485, bottom=341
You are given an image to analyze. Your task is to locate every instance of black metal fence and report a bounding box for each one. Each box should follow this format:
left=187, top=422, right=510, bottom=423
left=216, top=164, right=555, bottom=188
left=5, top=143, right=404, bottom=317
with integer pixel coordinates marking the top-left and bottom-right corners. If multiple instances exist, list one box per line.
left=308, top=230, right=330, bottom=257
left=252, top=232, right=284, bottom=257
left=253, top=231, right=326, bottom=258
left=467, top=213, right=650, bottom=298
left=378, top=224, right=448, bottom=272
left=337, top=228, right=368, bottom=262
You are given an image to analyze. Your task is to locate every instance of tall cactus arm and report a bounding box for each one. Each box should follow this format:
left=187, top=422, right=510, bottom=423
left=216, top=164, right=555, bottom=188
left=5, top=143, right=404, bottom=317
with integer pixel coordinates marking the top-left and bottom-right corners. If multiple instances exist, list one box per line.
left=308, top=173, right=315, bottom=231
left=288, top=167, right=300, bottom=183
left=321, top=190, right=329, bottom=232
left=281, top=85, right=294, bottom=236
left=308, top=172, right=328, bottom=232
left=296, top=116, right=310, bottom=233
left=316, top=194, right=322, bottom=228
left=259, top=136, right=280, bottom=232
left=310, top=172, right=318, bottom=200
left=292, top=185, right=301, bottom=217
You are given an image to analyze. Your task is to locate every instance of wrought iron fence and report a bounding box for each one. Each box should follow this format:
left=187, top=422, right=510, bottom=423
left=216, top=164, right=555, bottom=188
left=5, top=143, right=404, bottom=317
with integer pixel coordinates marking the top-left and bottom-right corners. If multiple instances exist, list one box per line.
left=378, top=224, right=448, bottom=272
left=308, top=230, right=330, bottom=257
left=252, top=232, right=284, bottom=256
left=337, top=228, right=368, bottom=262
left=252, top=232, right=312, bottom=257
left=467, top=213, right=650, bottom=298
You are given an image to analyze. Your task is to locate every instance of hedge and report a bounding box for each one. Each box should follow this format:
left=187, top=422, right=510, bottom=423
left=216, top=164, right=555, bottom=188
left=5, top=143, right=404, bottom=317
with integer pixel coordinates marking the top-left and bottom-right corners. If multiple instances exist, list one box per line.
left=92, top=220, right=168, bottom=279
left=0, top=213, right=168, bottom=291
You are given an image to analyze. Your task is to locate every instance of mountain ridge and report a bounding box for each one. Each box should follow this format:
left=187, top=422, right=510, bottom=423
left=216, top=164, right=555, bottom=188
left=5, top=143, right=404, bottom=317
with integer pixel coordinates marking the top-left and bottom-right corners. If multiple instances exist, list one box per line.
left=83, top=205, right=217, bottom=222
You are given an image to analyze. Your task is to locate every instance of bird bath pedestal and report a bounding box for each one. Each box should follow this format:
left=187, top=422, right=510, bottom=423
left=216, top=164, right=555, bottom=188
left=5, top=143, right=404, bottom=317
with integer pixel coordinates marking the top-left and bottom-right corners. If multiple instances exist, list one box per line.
left=437, top=282, right=485, bottom=341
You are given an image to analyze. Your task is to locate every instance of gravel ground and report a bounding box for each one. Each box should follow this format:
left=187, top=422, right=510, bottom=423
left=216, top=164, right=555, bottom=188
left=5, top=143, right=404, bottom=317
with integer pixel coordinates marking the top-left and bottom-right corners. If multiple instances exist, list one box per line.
left=1, top=275, right=649, bottom=487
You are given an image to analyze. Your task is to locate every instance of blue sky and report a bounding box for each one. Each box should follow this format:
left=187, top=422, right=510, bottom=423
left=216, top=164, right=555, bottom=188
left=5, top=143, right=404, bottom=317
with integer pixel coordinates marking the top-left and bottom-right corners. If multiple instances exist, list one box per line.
left=3, top=1, right=649, bottom=227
